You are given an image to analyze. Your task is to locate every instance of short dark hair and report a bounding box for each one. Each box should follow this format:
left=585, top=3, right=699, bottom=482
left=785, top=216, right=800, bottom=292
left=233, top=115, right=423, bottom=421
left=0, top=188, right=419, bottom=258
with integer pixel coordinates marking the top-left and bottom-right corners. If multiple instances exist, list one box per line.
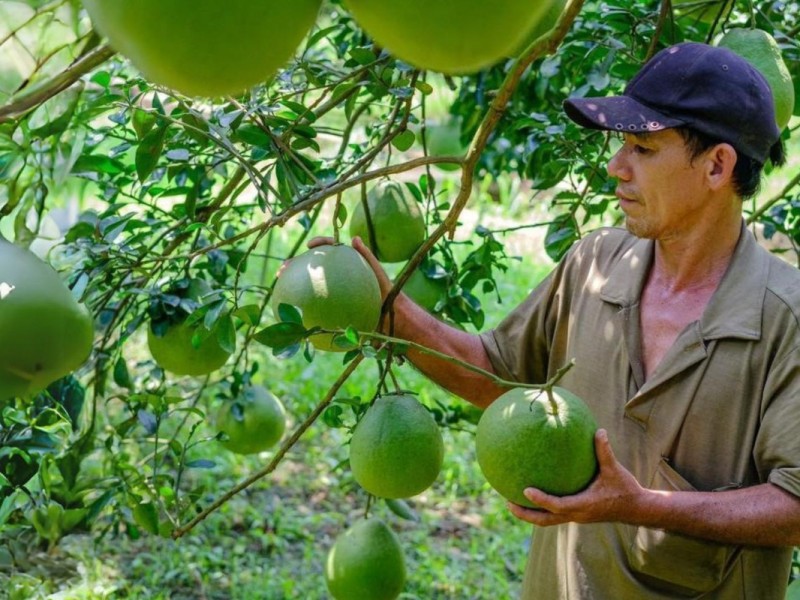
left=675, top=127, right=786, bottom=200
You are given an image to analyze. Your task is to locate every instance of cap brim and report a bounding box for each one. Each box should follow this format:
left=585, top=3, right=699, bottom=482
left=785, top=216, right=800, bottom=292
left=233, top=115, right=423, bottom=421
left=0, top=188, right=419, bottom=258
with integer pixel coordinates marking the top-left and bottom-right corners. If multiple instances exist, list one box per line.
left=563, top=96, right=685, bottom=133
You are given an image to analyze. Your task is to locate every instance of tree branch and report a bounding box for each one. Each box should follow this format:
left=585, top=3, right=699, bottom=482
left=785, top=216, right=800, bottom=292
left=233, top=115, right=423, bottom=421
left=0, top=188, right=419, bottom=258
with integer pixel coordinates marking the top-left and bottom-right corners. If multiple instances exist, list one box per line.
left=0, top=44, right=116, bottom=123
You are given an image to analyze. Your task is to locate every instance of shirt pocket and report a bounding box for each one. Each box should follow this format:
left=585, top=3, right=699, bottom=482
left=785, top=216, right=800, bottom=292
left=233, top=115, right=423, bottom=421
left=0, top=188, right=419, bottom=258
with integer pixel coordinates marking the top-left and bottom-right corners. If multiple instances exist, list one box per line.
left=624, top=458, right=742, bottom=597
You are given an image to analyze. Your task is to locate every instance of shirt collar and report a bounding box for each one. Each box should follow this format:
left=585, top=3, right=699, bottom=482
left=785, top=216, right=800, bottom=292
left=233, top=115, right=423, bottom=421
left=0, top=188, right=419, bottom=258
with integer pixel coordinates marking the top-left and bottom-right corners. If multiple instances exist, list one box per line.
left=600, top=222, right=768, bottom=341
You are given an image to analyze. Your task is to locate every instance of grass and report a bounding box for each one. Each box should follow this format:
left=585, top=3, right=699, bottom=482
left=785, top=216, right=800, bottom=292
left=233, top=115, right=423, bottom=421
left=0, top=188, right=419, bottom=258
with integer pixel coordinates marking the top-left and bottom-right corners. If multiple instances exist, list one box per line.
left=0, top=220, right=555, bottom=600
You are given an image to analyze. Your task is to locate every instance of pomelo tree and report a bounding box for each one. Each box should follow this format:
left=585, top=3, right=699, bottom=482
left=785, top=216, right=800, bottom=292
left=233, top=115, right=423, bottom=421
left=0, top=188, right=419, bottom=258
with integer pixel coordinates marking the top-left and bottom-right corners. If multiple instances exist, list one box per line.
left=0, top=0, right=798, bottom=593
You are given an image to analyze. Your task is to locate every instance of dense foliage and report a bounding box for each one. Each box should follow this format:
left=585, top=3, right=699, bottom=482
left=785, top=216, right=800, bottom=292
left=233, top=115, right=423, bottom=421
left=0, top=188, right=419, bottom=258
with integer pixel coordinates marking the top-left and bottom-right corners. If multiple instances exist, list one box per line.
left=1, top=0, right=799, bottom=594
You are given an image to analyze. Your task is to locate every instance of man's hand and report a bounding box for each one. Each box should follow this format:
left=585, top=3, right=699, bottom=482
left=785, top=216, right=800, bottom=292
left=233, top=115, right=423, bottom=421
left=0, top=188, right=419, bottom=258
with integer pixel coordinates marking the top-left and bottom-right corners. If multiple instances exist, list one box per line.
left=508, top=429, right=646, bottom=527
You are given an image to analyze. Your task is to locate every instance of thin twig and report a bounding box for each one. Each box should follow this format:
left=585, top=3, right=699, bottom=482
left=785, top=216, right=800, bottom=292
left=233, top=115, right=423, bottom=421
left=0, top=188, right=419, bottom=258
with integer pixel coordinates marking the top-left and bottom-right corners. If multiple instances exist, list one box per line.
left=172, top=353, right=366, bottom=538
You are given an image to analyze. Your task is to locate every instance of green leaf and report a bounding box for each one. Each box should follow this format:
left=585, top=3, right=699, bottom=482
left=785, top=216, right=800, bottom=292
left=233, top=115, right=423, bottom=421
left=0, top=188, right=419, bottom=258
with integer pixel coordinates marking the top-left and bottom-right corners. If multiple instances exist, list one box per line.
left=277, top=303, right=303, bottom=325
left=344, top=327, right=359, bottom=345
left=322, top=405, right=344, bottom=428
left=135, top=125, right=168, bottom=182
left=233, top=304, right=262, bottom=327
left=132, top=502, right=159, bottom=535
left=253, top=322, right=307, bottom=349
left=392, top=130, right=415, bottom=152
left=113, top=356, right=133, bottom=389
left=132, top=108, right=157, bottom=140
left=215, top=314, right=236, bottom=354
left=385, top=498, right=420, bottom=522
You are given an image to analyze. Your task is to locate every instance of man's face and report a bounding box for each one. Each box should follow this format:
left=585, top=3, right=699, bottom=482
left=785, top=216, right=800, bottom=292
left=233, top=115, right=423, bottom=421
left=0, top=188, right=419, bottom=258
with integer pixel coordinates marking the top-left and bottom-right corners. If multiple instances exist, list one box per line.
left=607, top=129, right=711, bottom=240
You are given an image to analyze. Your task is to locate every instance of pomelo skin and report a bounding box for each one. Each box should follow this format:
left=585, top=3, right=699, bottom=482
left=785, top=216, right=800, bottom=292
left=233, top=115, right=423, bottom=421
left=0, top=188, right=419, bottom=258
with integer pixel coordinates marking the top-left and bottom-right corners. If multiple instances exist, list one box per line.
left=349, top=393, right=444, bottom=499
left=343, top=0, right=553, bottom=74
left=147, top=319, right=231, bottom=377
left=271, top=245, right=382, bottom=351
left=476, top=386, right=598, bottom=508
left=399, top=268, right=447, bottom=313
left=325, top=518, right=406, bottom=600
left=349, top=181, right=426, bottom=263
left=82, top=0, right=322, bottom=97
left=0, top=238, right=94, bottom=399
left=216, top=385, right=286, bottom=455
left=717, top=28, right=795, bottom=132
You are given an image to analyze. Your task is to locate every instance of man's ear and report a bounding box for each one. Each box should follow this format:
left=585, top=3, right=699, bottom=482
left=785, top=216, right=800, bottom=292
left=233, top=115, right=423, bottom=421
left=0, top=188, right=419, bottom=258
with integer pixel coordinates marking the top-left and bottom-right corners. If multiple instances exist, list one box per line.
left=705, top=143, right=737, bottom=190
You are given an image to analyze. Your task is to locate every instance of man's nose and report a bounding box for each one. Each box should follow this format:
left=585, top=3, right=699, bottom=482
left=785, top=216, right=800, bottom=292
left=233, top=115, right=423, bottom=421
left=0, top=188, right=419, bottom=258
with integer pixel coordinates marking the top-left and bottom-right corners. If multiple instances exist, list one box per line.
left=607, top=148, right=630, bottom=181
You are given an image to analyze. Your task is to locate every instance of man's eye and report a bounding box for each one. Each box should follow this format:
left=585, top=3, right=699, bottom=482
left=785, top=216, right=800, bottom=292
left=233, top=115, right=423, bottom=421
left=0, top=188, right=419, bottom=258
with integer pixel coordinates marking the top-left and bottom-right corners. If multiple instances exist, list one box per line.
left=632, top=145, right=650, bottom=154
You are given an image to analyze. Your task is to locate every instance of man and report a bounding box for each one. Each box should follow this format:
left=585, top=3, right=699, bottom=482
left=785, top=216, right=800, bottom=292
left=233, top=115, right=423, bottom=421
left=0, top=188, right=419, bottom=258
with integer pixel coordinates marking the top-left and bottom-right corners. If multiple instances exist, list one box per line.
left=317, top=42, right=800, bottom=597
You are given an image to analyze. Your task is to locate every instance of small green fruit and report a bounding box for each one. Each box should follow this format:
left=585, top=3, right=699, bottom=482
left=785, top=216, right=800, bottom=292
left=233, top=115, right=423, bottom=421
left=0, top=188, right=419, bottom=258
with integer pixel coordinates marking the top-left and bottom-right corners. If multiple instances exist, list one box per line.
left=476, top=386, right=598, bottom=508
left=425, top=120, right=468, bottom=172
left=349, top=181, right=426, bottom=263
left=325, top=518, right=406, bottom=600
left=0, top=238, right=93, bottom=399
left=717, top=28, right=795, bottom=131
left=343, top=0, right=554, bottom=74
left=82, top=0, right=322, bottom=97
left=271, top=245, right=382, bottom=351
left=147, top=320, right=231, bottom=377
left=399, top=268, right=447, bottom=313
left=216, top=385, right=286, bottom=455
left=349, top=394, right=444, bottom=499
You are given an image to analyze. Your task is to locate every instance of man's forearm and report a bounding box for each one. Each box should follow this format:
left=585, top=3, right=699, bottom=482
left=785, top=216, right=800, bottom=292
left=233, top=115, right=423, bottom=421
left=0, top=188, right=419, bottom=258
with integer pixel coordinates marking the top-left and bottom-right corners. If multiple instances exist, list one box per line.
left=633, top=482, right=800, bottom=547
left=383, top=294, right=506, bottom=408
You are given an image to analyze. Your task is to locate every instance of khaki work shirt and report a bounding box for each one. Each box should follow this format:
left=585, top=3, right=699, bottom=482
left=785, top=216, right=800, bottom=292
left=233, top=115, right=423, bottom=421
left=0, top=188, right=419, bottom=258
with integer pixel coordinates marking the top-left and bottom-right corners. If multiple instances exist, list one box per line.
left=480, top=225, right=800, bottom=599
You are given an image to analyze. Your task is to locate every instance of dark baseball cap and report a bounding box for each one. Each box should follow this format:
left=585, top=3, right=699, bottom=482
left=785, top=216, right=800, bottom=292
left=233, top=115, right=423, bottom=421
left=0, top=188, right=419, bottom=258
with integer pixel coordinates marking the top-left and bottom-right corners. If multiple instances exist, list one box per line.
left=563, top=42, right=780, bottom=163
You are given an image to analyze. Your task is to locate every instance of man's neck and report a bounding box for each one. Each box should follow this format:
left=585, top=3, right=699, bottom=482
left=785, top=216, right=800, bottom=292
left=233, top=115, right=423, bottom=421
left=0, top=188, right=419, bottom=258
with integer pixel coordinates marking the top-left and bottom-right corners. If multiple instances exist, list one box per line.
left=650, top=216, right=742, bottom=294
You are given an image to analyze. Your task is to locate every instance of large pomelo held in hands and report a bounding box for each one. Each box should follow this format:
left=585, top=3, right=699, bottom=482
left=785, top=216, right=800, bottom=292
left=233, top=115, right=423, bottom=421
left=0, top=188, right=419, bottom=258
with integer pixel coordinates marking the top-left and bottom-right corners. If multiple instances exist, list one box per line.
left=717, top=28, right=795, bottom=131
left=82, top=0, right=322, bottom=97
left=349, top=394, right=444, bottom=499
left=343, top=0, right=554, bottom=74
left=216, top=385, right=286, bottom=455
left=325, top=518, right=406, bottom=600
left=476, top=386, right=598, bottom=508
left=0, top=238, right=93, bottom=399
left=271, top=245, right=381, bottom=351
left=349, top=181, right=426, bottom=263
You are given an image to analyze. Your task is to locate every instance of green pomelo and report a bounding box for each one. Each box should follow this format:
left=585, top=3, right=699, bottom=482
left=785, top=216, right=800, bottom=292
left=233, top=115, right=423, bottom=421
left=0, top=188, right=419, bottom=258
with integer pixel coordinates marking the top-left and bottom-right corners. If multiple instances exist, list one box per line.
left=717, top=28, right=795, bottom=131
left=0, top=238, right=93, bottom=399
left=349, top=181, right=426, bottom=263
left=398, top=268, right=447, bottom=313
left=147, top=320, right=231, bottom=377
left=508, top=0, right=567, bottom=56
left=786, top=578, right=800, bottom=600
left=325, top=518, right=406, bottom=600
left=476, top=386, right=598, bottom=508
left=343, top=0, right=554, bottom=74
left=349, top=394, right=444, bottom=499
left=216, top=385, right=286, bottom=455
left=673, top=0, right=729, bottom=25
left=425, top=120, right=468, bottom=172
left=82, top=0, right=322, bottom=97
left=271, top=245, right=381, bottom=351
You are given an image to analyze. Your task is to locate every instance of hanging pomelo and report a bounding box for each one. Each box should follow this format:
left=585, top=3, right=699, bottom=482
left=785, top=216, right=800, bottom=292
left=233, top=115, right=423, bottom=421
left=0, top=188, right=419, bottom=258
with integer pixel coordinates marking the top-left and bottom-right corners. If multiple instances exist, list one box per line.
left=271, top=245, right=382, bottom=351
left=216, top=385, right=286, bottom=455
left=81, top=0, right=322, bottom=97
left=343, top=0, right=556, bottom=74
left=349, top=181, right=426, bottom=263
left=349, top=394, right=444, bottom=499
left=0, top=237, right=94, bottom=399
left=325, top=518, right=406, bottom=600
left=717, top=28, right=795, bottom=131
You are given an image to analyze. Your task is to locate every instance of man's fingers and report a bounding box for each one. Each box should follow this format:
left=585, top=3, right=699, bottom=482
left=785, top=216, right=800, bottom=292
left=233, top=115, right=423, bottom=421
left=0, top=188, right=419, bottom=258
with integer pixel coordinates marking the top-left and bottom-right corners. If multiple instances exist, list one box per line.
left=594, top=428, right=616, bottom=468
left=307, top=236, right=335, bottom=249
